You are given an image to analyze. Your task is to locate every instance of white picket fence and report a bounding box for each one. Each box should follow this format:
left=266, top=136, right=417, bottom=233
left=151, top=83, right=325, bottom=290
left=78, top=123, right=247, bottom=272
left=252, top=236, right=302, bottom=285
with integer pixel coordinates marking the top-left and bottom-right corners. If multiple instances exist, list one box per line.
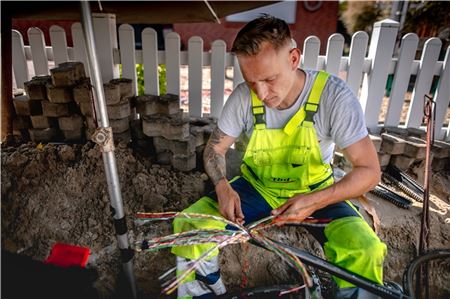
left=12, top=14, right=450, bottom=140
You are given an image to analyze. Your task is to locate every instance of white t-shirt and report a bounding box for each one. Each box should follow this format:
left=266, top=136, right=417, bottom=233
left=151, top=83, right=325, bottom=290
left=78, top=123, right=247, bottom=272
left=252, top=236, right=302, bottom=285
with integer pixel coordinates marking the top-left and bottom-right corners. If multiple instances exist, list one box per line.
left=218, top=69, right=368, bottom=163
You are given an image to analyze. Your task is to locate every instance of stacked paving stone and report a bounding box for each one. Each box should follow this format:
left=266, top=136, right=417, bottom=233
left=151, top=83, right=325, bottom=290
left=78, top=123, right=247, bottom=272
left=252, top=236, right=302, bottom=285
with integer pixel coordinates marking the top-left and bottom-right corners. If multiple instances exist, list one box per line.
left=137, top=94, right=215, bottom=172
left=77, top=78, right=134, bottom=142
left=333, top=127, right=450, bottom=173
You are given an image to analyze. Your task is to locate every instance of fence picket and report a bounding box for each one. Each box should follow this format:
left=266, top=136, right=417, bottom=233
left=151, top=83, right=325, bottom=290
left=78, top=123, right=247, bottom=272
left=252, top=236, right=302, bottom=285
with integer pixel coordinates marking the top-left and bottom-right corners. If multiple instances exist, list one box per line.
left=142, top=28, right=159, bottom=95
left=302, top=36, right=320, bottom=70
left=347, top=31, right=368, bottom=95
left=71, top=23, right=90, bottom=78
left=384, top=33, right=419, bottom=127
left=188, top=36, right=204, bottom=117
left=433, top=47, right=450, bottom=140
left=165, top=32, right=180, bottom=96
left=118, top=24, right=138, bottom=94
left=27, top=27, right=49, bottom=76
left=50, top=25, right=69, bottom=65
left=92, top=13, right=119, bottom=83
left=211, top=40, right=226, bottom=118
left=405, top=38, right=442, bottom=128
left=360, top=19, right=399, bottom=131
left=325, top=33, right=344, bottom=76
left=233, top=56, right=244, bottom=88
left=12, top=30, right=29, bottom=88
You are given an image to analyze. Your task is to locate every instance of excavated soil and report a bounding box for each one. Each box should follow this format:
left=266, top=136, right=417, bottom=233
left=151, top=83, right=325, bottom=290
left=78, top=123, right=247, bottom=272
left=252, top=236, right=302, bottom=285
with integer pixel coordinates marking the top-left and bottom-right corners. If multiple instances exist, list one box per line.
left=1, top=141, right=449, bottom=298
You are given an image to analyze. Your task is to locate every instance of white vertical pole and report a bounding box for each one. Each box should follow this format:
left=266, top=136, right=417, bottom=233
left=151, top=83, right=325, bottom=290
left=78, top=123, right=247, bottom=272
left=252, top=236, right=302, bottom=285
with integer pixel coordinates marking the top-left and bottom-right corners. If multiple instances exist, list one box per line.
left=210, top=40, right=226, bottom=118
left=71, top=22, right=90, bottom=78
left=432, top=47, right=449, bottom=140
left=360, top=19, right=399, bottom=131
left=50, top=25, right=69, bottom=65
left=28, top=27, right=49, bottom=76
left=118, top=24, right=138, bottom=94
left=142, top=27, right=159, bottom=95
left=188, top=36, right=203, bottom=117
left=325, top=33, right=344, bottom=76
left=165, top=32, right=180, bottom=96
left=233, top=55, right=244, bottom=88
left=346, top=31, right=368, bottom=95
left=12, top=30, right=29, bottom=88
left=92, top=13, right=119, bottom=82
left=302, top=36, right=320, bottom=70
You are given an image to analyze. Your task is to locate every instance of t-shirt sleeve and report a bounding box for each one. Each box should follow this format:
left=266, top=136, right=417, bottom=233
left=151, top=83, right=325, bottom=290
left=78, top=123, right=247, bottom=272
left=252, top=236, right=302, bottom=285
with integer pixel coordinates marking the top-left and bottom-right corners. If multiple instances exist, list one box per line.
left=217, top=84, right=249, bottom=138
left=327, top=77, right=368, bottom=149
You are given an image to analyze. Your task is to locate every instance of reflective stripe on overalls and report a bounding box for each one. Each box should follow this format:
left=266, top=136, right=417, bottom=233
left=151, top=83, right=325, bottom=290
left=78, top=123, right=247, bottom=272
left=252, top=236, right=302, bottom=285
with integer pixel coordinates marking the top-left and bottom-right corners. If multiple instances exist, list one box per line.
left=172, top=71, right=386, bottom=293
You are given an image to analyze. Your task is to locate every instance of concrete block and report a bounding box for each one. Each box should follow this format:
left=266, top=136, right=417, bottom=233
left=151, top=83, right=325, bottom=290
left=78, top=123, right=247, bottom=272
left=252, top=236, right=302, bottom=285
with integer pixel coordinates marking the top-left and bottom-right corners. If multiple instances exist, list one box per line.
left=136, top=94, right=180, bottom=116
left=195, top=145, right=205, bottom=172
left=130, top=119, right=146, bottom=140
left=190, top=126, right=206, bottom=147
left=58, top=62, right=86, bottom=80
left=85, top=117, right=97, bottom=130
left=406, top=128, right=426, bottom=139
left=46, top=84, right=73, bottom=103
left=110, top=78, right=134, bottom=99
left=13, top=95, right=42, bottom=116
left=172, top=153, right=196, bottom=172
left=58, top=115, right=84, bottom=131
left=432, top=140, right=450, bottom=159
left=42, top=101, right=77, bottom=117
left=380, top=133, right=406, bottom=155
left=390, top=155, right=415, bottom=171
left=110, top=118, right=130, bottom=133
left=153, top=135, right=196, bottom=155
left=189, top=117, right=216, bottom=147
left=30, top=116, right=58, bottom=129
left=113, top=129, right=132, bottom=143
left=432, top=157, right=450, bottom=172
left=107, top=100, right=131, bottom=119
left=142, top=115, right=189, bottom=140
left=381, top=126, right=409, bottom=137
left=79, top=101, right=94, bottom=117
left=370, top=134, right=382, bottom=152
left=13, top=116, right=31, bottom=130
left=62, top=128, right=85, bottom=141
left=156, top=151, right=172, bottom=165
left=51, top=63, right=84, bottom=87
left=73, top=79, right=94, bottom=104
left=404, top=137, right=426, bottom=159
left=377, top=153, right=391, bottom=168
left=104, top=82, right=121, bottom=105
left=28, top=128, right=59, bottom=143
left=24, top=76, right=51, bottom=100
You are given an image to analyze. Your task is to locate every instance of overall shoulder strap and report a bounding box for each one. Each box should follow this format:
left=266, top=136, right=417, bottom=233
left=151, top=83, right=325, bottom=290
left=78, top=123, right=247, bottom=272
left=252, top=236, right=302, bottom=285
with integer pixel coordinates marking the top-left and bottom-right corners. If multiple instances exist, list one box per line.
left=250, top=90, right=266, bottom=130
left=283, top=71, right=330, bottom=135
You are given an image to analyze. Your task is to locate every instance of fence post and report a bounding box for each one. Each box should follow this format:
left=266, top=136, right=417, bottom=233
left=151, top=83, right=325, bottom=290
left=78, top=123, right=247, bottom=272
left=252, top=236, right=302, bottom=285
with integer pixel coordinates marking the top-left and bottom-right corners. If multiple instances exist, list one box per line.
left=233, top=56, right=244, bottom=88
left=432, top=46, right=449, bottom=140
left=165, top=32, right=181, bottom=97
left=325, top=33, right=344, bottom=76
left=71, top=23, right=90, bottom=78
left=302, top=36, right=320, bottom=70
left=384, top=33, right=419, bottom=127
left=210, top=40, right=226, bottom=119
left=347, top=31, right=368, bottom=95
left=142, top=28, right=159, bottom=96
left=405, top=37, right=442, bottom=128
left=118, top=24, right=138, bottom=95
left=92, top=13, right=119, bottom=82
left=12, top=30, right=29, bottom=88
left=188, top=36, right=203, bottom=118
left=360, top=19, right=399, bottom=132
left=28, top=27, right=49, bottom=76
left=50, top=25, right=69, bottom=65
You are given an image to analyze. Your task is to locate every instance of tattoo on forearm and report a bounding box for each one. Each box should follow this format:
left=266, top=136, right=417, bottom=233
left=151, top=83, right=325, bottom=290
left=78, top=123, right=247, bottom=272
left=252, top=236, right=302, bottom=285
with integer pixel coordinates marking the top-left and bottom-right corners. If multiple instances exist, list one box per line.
left=204, top=127, right=227, bottom=185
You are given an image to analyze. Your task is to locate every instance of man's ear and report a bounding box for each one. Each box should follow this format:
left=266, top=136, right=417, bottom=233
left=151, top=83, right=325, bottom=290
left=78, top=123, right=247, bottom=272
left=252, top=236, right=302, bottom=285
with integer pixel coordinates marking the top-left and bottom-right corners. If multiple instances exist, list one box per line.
left=290, top=48, right=301, bottom=70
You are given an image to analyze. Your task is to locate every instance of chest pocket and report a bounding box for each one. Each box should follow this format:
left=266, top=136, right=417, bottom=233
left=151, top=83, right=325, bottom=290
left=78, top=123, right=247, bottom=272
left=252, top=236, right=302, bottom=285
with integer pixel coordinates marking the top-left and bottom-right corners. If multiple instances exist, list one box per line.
left=250, top=145, right=309, bottom=167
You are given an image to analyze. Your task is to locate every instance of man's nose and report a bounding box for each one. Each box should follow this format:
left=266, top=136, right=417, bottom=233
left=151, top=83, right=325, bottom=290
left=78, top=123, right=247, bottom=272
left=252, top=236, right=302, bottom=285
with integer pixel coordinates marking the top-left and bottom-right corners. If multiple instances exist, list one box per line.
left=254, top=83, right=268, bottom=101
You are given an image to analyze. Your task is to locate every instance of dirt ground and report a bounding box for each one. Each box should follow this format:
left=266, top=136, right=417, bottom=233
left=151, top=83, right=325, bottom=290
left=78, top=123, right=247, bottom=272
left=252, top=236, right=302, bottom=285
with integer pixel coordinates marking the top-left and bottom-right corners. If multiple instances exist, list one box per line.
left=1, top=141, right=449, bottom=298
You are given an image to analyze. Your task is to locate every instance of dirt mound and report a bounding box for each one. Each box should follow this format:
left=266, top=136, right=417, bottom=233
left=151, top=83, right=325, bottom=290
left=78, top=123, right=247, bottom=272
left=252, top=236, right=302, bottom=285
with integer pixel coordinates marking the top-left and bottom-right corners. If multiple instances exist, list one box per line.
left=1, top=142, right=449, bottom=298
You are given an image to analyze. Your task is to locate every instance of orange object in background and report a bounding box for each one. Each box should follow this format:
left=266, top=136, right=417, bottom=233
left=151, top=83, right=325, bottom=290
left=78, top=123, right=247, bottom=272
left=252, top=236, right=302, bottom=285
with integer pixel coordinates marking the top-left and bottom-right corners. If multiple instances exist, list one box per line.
left=44, top=243, right=90, bottom=268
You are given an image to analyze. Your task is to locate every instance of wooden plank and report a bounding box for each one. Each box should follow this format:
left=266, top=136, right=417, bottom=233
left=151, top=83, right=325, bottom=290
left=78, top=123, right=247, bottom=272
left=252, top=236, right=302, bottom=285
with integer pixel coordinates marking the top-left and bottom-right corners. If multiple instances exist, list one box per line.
left=384, top=33, right=419, bottom=127
left=302, top=36, right=320, bottom=70
left=347, top=31, right=368, bottom=95
left=432, top=46, right=450, bottom=140
left=233, top=56, right=244, bottom=88
left=92, top=13, right=118, bottom=82
left=165, top=32, right=180, bottom=96
left=188, top=36, right=203, bottom=117
left=142, top=28, right=159, bottom=95
left=325, top=33, right=344, bottom=76
left=210, top=40, right=226, bottom=119
left=360, top=19, right=399, bottom=130
left=49, top=25, right=69, bottom=65
left=27, top=27, right=49, bottom=75
left=405, top=37, right=442, bottom=128
left=71, top=23, right=90, bottom=78
left=12, top=30, right=29, bottom=88
left=118, top=24, right=138, bottom=94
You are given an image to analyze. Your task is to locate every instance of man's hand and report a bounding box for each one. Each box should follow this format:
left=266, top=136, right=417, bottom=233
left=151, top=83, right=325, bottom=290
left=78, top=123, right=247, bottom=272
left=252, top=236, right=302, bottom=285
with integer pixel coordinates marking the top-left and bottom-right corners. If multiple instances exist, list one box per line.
left=271, top=194, right=317, bottom=223
left=216, top=179, right=244, bottom=224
